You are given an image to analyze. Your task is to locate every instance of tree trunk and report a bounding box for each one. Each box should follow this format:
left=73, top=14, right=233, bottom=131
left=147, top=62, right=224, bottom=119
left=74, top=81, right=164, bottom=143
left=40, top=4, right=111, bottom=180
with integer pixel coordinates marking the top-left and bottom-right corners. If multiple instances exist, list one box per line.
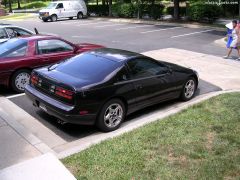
left=173, top=0, right=179, bottom=20
left=102, top=0, right=105, bottom=6
left=8, top=0, right=12, bottom=13
left=151, top=0, right=155, bottom=18
left=108, top=0, right=112, bottom=17
left=239, top=0, right=240, bottom=17
left=17, top=0, right=21, bottom=9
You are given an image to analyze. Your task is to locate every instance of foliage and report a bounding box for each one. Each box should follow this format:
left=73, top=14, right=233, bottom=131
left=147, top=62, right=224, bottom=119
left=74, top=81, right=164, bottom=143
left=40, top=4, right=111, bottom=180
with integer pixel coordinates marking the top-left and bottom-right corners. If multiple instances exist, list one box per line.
left=188, top=2, right=223, bottom=22
left=112, top=3, right=135, bottom=18
left=87, top=4, right=109, bottom=16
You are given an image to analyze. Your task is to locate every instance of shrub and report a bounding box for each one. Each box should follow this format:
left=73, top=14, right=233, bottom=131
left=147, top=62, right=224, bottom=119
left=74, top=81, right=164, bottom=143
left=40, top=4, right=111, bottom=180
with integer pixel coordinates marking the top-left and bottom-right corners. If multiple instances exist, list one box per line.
left=112, top=3, right=134, bottom=18
left=166, top=6, right=187, bottom=16
left=188, top=3, right=223, bottom=22
left=87, top=5, right=109, bottom=16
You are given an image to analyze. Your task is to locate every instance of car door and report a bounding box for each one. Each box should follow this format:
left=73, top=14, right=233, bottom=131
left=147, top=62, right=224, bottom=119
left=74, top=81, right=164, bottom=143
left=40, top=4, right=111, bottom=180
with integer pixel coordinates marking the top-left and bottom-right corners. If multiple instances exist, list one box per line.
left=55, top=3, right=65, bottom=18
left=35, top=39, right=75, bottom=67
left=126, top=57, right=176, bottom=108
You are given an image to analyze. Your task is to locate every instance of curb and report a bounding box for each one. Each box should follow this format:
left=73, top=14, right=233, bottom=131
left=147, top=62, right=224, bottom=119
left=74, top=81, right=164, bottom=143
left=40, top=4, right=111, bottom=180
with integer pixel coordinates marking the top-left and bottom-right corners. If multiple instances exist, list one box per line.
left=91, top=17, right=226, bottom=31
left=57, top=89, right=240, bottom=159
left=0, top=98, right=54, bottom=155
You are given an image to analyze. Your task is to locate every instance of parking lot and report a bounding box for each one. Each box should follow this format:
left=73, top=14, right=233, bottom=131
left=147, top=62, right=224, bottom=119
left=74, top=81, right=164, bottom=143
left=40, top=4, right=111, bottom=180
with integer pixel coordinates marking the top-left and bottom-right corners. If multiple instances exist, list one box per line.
left=0, top=17, right=230, bottom=153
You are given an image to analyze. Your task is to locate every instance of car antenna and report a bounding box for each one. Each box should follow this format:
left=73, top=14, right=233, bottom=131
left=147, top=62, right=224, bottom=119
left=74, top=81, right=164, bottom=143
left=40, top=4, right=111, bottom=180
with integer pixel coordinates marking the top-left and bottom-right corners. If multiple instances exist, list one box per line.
left=34, top=28, right=39, bottom=34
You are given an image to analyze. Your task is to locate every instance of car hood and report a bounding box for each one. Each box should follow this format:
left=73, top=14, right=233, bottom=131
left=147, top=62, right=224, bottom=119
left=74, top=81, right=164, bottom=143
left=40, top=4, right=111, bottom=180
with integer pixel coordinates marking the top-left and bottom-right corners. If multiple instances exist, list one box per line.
left=39, top=9, right=50, bottom=13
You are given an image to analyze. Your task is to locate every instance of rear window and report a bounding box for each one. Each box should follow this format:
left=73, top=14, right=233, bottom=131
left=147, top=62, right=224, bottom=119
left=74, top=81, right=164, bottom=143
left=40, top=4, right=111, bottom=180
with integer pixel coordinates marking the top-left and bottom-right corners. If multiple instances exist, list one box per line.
left=55, top=54, right=118, bottom=80
left=0, top=39, right=28, bottom=58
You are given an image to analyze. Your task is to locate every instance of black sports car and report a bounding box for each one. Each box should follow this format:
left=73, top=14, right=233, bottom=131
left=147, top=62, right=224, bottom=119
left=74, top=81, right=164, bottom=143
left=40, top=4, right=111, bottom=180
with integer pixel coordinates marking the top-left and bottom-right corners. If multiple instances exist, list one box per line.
left=25, top=48, right=199, bottom=132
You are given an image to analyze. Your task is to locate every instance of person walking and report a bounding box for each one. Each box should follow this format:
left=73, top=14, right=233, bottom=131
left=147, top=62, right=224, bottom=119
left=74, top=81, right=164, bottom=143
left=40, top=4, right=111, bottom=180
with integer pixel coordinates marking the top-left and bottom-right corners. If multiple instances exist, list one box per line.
left=224, top=20, right=240, bottom=60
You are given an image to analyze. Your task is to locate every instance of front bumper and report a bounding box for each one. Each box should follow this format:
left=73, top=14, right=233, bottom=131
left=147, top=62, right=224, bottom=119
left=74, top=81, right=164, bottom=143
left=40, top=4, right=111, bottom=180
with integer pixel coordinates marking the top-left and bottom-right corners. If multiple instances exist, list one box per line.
left=25, top=85, right=96, bottom=125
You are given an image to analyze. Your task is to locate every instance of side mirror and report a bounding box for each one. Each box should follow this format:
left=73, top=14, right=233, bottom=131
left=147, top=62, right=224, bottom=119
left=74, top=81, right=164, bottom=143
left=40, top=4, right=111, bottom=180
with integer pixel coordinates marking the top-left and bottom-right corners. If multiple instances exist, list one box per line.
left=34, top=28, right=39, bottom=34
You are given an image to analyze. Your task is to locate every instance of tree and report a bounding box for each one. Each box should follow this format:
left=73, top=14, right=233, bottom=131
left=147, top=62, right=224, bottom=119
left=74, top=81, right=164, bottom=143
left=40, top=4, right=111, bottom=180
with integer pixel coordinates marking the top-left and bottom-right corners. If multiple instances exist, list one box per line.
left=173, top=0, right=180, bottom=19
left=17, top=0, right=21, bottom=9
left=109, top=0, right=112, bottom=16
left=8, top=0, right=12, bottom=13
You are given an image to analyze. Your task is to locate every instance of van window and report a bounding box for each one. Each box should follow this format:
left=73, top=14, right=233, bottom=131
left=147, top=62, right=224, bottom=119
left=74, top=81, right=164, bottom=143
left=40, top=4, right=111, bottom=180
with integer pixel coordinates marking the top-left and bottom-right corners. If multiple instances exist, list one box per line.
left=46, top=3, right=57, bottom=9
left=56, top=3, right=64, bottom=9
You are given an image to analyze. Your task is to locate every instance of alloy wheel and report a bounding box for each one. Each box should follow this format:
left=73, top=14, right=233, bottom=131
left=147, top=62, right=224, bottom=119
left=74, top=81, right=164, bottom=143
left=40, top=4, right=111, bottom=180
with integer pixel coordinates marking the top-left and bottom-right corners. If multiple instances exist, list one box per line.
left=104, top=103, right=123, bottom=128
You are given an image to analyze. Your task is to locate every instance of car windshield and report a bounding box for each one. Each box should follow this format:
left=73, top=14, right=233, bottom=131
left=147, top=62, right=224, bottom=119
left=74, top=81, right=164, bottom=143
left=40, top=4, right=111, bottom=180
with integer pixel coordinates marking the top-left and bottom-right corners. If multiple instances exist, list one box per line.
left=55, top=53, right=118, bottom=80
left=0, top=39, right=28, bottom=58
left=46, top=3, right=57, bottom=9
left=0, top=28, right=8, bottom=39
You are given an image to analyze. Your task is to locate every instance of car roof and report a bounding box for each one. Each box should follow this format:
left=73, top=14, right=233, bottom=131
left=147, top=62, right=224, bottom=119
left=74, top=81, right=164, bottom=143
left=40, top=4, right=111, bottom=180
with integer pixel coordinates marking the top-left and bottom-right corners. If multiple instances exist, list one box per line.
left=16, top=35, right=59, bottom=41
left=87, top=48, right=142, bottom=62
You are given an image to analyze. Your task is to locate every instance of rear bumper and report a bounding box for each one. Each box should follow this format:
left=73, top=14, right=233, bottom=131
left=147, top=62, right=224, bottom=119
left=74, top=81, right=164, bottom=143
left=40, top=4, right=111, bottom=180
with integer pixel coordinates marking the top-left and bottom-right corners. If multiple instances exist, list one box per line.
left=25, top=85, right=96, bottom=125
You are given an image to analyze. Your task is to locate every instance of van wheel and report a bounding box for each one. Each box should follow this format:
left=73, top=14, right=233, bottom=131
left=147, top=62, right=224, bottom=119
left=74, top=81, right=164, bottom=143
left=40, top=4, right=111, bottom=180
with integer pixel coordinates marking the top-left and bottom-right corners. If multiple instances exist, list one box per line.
left=11, top=69, right=31, bottom=93
left=69, top=17, right=73, bottom=20
left=51, top=15, right=57, bottom=22
left=97, top=99, right=126, bottom=132
left=77, top=12, right=83, bottom=19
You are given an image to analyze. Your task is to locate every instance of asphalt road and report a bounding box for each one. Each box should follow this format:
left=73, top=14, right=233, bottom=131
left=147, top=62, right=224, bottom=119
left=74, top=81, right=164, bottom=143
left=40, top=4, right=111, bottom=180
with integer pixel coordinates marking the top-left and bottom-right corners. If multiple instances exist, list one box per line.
left=0, top=17, right=226, bottom=147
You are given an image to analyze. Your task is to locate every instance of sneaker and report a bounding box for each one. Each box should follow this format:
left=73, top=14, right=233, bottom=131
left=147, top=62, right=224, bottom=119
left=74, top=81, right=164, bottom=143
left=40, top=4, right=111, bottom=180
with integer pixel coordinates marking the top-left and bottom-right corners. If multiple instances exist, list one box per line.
left=223, top=56, right=229, bottom=59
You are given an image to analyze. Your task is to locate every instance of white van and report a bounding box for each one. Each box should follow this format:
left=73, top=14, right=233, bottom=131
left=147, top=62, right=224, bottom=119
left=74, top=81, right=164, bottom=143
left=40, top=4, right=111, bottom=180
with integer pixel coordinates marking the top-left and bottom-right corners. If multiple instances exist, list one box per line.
left=39, top=0, right=87, bottom=22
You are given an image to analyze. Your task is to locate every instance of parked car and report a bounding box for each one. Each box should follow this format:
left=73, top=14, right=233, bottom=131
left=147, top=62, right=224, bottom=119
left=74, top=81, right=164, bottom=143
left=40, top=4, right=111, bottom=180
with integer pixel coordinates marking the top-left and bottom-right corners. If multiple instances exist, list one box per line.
left=0, top=35, right=104, bottom=93
left=0, top=24, right=35, bottom=43
left=39, top=0, right=87, bottom=22
left=25, top=48, right=199, bottom=132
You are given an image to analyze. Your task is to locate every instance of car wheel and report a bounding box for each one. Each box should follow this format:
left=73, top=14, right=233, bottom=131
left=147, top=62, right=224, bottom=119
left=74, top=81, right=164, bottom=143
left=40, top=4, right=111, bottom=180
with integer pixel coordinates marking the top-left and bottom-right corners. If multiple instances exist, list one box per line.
left=180, top=77, right=197, bottom=101
left=97, top=99, right=126, bottom=132
left=51, top=15, right=57, bottom=22
left=69, top=17, right=73, bottom=20
left=42, top=18, right=48, bottom=22
left=11, top=69, right=31, bottom=93
left=77, top=12, right=83, bottom=19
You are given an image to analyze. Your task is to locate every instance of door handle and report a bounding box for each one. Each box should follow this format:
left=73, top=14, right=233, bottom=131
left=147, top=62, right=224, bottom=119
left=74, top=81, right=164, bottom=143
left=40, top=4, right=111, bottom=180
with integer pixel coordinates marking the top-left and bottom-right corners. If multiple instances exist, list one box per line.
left=135, top=84, right=143, bottom=90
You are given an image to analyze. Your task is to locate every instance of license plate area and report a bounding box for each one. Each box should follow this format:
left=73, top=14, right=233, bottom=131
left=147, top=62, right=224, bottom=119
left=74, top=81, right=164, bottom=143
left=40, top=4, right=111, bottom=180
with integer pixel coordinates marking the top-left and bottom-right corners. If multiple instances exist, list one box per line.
left=39, top=103, right=47, bottom=112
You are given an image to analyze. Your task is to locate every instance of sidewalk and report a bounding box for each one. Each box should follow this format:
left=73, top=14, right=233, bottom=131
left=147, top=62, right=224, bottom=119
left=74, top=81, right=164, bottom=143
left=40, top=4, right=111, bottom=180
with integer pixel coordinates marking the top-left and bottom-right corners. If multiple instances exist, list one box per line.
left=0, top=109, right=42, bottom=170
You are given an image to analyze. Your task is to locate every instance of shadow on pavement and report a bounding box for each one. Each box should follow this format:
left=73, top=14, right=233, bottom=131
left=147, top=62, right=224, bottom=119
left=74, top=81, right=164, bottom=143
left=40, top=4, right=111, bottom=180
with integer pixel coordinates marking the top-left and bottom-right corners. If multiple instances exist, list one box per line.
left=8, top=78, right=222, bottom=143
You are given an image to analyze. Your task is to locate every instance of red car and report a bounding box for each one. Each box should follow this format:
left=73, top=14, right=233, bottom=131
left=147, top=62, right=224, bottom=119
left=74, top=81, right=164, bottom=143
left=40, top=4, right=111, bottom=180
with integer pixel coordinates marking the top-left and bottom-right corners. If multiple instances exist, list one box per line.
left=0, top=35, right=104, bottom=93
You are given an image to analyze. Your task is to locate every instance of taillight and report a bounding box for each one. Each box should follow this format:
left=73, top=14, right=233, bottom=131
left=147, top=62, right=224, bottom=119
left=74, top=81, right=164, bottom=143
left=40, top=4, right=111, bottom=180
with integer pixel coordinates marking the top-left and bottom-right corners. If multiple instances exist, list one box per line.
left=55, top=87, right=74, bottom=100
left=31, top=75, right=38, bottom=85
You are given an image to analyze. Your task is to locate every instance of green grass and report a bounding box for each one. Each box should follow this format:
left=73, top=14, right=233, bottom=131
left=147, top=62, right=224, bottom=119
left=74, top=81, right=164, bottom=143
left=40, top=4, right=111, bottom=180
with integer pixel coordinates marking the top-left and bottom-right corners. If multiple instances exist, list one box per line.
left=3, top=1, right=50, bottom=11
left=63, top=93, right=240, bottom=180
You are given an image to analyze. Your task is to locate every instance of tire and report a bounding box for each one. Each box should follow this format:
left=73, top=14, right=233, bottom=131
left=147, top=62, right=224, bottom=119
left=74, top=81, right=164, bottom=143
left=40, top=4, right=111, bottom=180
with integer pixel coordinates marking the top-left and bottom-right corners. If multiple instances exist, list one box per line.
left=11, top=69, right=31, bottom=93
left=97, top=99, right=126, bottom=132
left=69, top=17, right=73, bottom=20
left=180, top=77, right=197, bottom=101
left=51, top=14, right=57, bottom=22
left=42, top=18, right=48, bottom=22
left=77, top=12, right=83, bottom=19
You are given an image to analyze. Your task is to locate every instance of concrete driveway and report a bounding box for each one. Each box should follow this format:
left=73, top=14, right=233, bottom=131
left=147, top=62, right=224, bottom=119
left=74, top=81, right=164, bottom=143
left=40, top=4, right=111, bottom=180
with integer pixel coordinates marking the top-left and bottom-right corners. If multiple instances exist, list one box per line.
left=0, top=48, right=239, bottom=161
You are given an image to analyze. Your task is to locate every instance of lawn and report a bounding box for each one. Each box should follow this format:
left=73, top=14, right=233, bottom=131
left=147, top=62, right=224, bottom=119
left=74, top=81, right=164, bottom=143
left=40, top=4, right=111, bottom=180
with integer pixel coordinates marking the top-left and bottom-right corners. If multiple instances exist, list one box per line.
left=63, top=93, right=240, bottom=180
left=3, top=1, right=50, bottom=11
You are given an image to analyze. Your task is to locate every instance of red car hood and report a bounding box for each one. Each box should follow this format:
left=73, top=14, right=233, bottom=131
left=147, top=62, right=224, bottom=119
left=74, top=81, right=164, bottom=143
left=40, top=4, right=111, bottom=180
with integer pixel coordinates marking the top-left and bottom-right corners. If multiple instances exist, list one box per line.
left=75, top=43, right=104, bottom=53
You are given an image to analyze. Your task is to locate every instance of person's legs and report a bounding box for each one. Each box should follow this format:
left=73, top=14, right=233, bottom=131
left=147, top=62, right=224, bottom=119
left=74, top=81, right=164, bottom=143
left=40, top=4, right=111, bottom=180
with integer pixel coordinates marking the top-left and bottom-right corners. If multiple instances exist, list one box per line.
left=224, top=48, right=233, bottom=58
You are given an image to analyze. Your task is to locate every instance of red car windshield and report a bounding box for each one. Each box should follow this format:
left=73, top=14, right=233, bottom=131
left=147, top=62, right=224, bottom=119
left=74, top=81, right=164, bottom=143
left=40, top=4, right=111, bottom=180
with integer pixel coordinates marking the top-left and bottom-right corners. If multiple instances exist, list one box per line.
left=0, top=39, right=28, bottom=58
